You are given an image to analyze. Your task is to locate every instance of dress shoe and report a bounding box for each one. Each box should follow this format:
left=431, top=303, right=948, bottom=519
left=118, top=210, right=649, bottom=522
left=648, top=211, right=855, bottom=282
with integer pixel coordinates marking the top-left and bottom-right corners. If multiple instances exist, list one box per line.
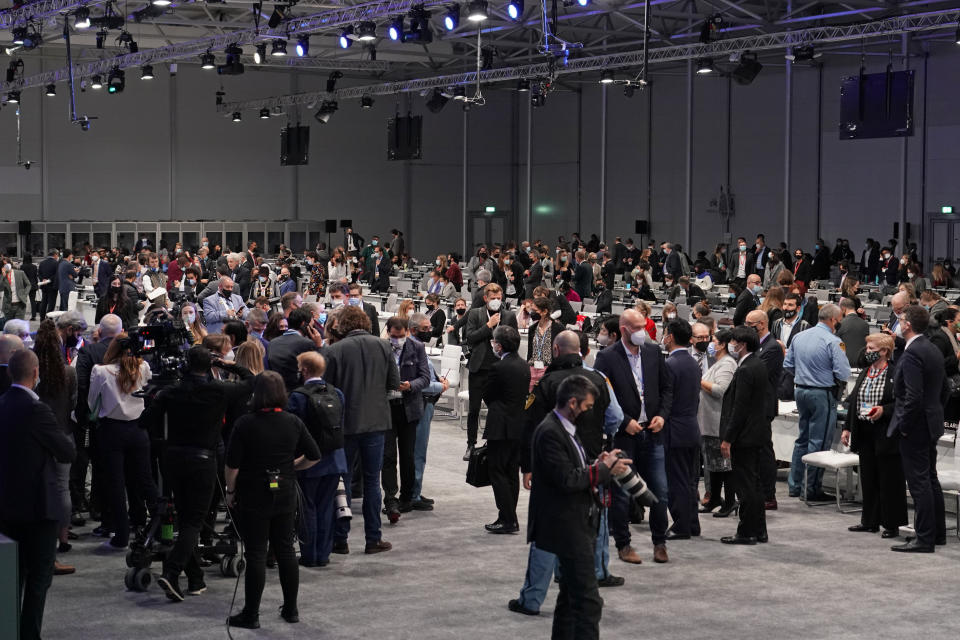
left=617, top=546, right=643, bottom=564
left=157, top=574, right=184, bottom=602
left=713, top=502, right=739, bottom=518
left=881, top=529, right=899, bottom=539
left=186, top=580, right=207, bottom=595
left=485, top=522, right=519, bottom=534
left=385, top=503, right=401, bottom=524
left=299, top=558, right=318, bottom=568
left=365, top=540, right=393, bottom=554
left=280, top=605, right=299, bottom=623
left=411, top=499, right=434, bottom=511
left=91, top=526, right=112, bottom=538
left=332, top=541, right=349, bottom=555
left=653, top=544, right=669, bottom=563
left=58, top=542, right=72, bottom=553
left=418, top=496, right=435, bottom=505
left=53, top=561, right=76, bottom=576
left=597, top=575, right=625, bottom=587
left=227, top=612, right=260, bottom=629
left=508, top=599, right=539, bottom=616
left=891, top=540, right=934, bottom=553
left=848, top=524, right=879, bottom=533
left=463, top=445, right=474, bottom=462
left=906, top=535, right=946, bottom=546
left=398, top=501, right=414, bottom=513
left=764, top=499, right=778, bottom=511
left=70, top=514, right=86, bottom=527
left=97, top=540, right=126, bottom=553
left=665, top=532, right=691, bottom=541
left=806, top=491, right=834, bottom=502
left=720, top=535, right=757, bottom=545
left=787, top=490, right=801, bottom=498
left=757, top=534, right=769, bottom=544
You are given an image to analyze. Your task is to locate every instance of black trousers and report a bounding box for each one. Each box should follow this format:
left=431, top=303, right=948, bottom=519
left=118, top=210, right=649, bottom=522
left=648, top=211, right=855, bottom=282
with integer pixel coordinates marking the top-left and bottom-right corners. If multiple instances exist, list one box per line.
left=69, top=421, right=90, bottom=511
left=731, top=445, right=766, bottom=539
left=666, top=445, right=701, bottom=536
left=99, top=418, right=160, bottom=546
left=487, top=439, right=520, bottom=525
left=858, top=437, right=907, bottom=531
left=39, top=286, right=57, bottom=319
left=382, top=401, right=416, bottom=506
left=238, top=505, right=298, bottom=616
left=28, top=286, right=38, bottom=319
left=466, top=369, right=490, bottom=447
left=0, top=519, right=58, bottom=640
left=899, top=437, right=946, bottom=546
left=552, top=551, right=603, bottom=640
left=708, top=471, right=736, bottom=509
left=162, top=453, right=217, bottom=582
left=759, top=441, right=778, bottom=501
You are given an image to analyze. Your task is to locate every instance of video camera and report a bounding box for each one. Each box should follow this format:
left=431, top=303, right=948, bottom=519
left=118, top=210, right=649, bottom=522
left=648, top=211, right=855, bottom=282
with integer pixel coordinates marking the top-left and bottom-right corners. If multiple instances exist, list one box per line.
left=124, top=319, right=190, bottom=387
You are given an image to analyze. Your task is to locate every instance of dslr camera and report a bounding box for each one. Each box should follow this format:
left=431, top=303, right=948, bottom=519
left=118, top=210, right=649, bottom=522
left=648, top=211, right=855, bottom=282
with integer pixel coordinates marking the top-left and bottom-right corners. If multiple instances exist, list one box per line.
left=611, top=451, right=658, bottom=507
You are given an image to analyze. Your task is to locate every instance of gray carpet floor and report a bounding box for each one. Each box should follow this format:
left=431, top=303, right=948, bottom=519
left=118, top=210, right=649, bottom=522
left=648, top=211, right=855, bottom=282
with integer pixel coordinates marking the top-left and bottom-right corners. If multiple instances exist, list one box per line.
left=45, top=416, right=960, bottom=639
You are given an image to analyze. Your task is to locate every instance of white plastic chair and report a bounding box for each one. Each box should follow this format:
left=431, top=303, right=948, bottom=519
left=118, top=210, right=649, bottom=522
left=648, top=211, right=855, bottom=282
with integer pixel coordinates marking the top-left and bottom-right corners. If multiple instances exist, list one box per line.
left=801, top=434, right=861, bottom=513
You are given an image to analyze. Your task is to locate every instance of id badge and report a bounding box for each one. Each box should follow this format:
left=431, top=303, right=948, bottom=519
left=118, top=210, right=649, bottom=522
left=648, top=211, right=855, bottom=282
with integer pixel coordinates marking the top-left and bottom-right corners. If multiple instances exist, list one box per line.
left=534, top=361, right=545, bottom=370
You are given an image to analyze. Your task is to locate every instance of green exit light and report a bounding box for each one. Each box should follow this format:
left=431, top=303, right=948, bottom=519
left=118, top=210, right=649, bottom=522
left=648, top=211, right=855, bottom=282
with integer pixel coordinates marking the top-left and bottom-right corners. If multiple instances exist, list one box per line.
left=485, top=206, right=496, bottom=213
left=943, top=206, right=954, bottom=214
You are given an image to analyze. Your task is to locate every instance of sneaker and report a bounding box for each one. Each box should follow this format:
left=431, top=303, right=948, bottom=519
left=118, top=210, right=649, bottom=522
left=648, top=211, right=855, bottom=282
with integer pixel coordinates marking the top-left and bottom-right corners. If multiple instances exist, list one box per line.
left=157, top=574, right=185, bottom=602
left=186, top=580, right=207, bottom=596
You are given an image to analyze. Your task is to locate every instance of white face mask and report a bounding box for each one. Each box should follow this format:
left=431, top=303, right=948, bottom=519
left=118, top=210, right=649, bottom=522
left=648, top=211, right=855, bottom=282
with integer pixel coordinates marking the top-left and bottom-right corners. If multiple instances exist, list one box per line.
left=436, top=259, right=441, bottom=265
left=391, top=336, right=406, bottom=349
left=490, top=340, right=502, bottom=357
left=224, top=350, right=236, bottom=362
left=596, top=333, right=610, bottom=347
left=727, top=343, right=740, bottom=360
left=665, top=313, right=676, bottom=320
left=487, top=298, right=502, bottom=312
left=630, top=330, right=647, bottom=347
left=331, top=299, right=345, bottom=308
left=182, top=312, right=196, bottom=325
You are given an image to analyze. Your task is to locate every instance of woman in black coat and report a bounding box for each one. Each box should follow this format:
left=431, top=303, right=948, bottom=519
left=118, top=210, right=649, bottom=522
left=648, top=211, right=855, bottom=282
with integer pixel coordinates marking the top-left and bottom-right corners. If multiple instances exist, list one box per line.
left=95, top=274, right=139, bottom=329
left=840, top=333, right=906, bottom=537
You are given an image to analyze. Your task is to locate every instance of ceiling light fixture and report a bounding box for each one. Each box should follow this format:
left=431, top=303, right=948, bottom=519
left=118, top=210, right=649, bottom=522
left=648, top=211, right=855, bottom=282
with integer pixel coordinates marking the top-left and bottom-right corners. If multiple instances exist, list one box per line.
left=695, top=57, right=714, bottom=74
left=107, top=67, right=125, bottom=94
left=426, top=88, right=449, bottom=113
left=90, top=74, right=103, bottom=89
left=45, top=83, right=56, bottom=96
left=271, top=39, right=287, bottom=56
left=388, top=16, right=404, bottom=41
left=259, top=108, right=270, bottom=119
left=339, top=26, right=354, bottom=48
left=517, top=78, right=530, bottom=92
left=232, top=112, right=242, bottom=122
left=314, top=100, right=338, bottom=124
left=74, top=7, right=91, bottom=29
left=731, top=51, right=763, bottom=85
left=141, top=64, right=154, bottom=80
left=357, top=21, right=377, bottom=41
left=599, top=69, right=614, bottom=84
left=467, top=0, right=488, bottom=22
left=443, top=4, right=460, bottom=30
left=7, top=90, right=20, bottom=103
left=296, top=35, right=309, bottom=57
left=507, top=0, right=523, bottom=20
left=361, top=95, right=374, bottom=108
left=254, top=43, right=267, bottom=64
left=152, top=0, right=172, bottom=5
left=200, top=51, right=215, bottom=69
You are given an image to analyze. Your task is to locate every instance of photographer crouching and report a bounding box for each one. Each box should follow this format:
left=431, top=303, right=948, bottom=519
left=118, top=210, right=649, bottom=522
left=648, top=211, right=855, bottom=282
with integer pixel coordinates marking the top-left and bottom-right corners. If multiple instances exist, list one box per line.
left=139, top=345, right=254, bottom=602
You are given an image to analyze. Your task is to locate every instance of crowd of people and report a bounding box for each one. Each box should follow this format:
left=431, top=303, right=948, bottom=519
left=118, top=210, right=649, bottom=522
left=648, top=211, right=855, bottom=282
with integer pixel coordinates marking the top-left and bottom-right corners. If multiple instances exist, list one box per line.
left=0, top=226, right=956, bottom=640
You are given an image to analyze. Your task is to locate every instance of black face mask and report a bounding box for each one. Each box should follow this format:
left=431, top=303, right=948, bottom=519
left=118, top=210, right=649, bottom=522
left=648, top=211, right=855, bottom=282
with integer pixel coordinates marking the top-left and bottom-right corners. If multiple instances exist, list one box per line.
left=783, top=309, right=798, bottom=319
left=415, top=330, right=432, bottom=343
left=455, top=308, right=466, bottom=316
left=110, top=285, right=121, bottom=293
left=693, top=341, right=709, bottom=353
left=65, top=334, right=79, bottom=348
left=222, top=289, right=233, bottom=298
left=529, top=312, right=542, bottom=322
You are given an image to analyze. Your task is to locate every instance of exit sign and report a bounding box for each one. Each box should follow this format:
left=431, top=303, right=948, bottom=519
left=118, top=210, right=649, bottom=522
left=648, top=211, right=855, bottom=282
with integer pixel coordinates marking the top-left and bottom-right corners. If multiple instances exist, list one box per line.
left=942, top=206, right=954, bottom=214
left=485, top=206, right=496, bottom=213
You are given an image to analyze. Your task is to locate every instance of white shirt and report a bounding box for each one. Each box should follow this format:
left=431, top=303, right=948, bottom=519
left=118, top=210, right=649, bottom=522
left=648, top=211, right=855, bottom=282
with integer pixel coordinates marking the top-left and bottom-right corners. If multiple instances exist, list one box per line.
left=737, top=351, right=753, bottom=368
left=89, top=362, right=152, bottom=421
left=11, top=383, right=38, bottom=400
left=5, top=269, right=18, bottom=304
left=905, top=334, right=920, bottom=351
left=554, top=410, right=586, bottom=467
left=624, top=347, right=649, bottom=424
left=737, top=252, right=747, bottom=278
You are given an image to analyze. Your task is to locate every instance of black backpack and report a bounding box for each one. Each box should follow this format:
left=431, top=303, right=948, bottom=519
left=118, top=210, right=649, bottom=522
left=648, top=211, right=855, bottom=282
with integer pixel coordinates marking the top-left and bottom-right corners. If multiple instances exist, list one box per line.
left=293, top=383, right=344, bottom=453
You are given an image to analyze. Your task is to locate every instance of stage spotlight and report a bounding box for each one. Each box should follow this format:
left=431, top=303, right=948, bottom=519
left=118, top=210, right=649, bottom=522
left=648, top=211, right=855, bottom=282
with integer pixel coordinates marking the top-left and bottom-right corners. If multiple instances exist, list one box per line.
left=141, top=65, right=154, bottom=80
left=296, top=35, right=309, bottom=57
left=576, top=0, right=589, bottom=6
left=326, top=70, right=343, bottom=93
left=785, top=44, right=821, bottom=63
left=507, top=0, right=523, bottom=20
left=74, top=7, right=91, bottom=29
left=152, top=0, right=172, bottom=5
left=426, top=88, right=449, bottom=113
left=90, top=74, right=103, bottom=89
left=7, top=90, right=20, bottom=103
left=200, top=51, right=216, bottom=69
left=218, top=44, right=245, bottom=75
left=254, top=43, right=267, bottom=64
left=45, top=84, right=56, bottom=96
left=443, top=4, right=459, bottom=30
left=517, top=78, right=530, bottom=92
left=388, top=16, right=404, bottom=41
left=339, top=26, right=354, bottom=48
left=406, top=6, right=432, bottom=43
left=467, top=0, right=488, bottom=22
left=11, top=27, right=26, bottom=45
left=271, top=39, right=287, bottom=56
left=453, top=86, right=466, bottom=100
left=117, top=30, right=138, bottom=52
left=259, top=108, right=270, bottom=119
left=107, top=68, right=125, bottom=93
left=695, top=57, right=714, bottom=74
left=314, top=100, right=338, bottom=124
left=599, top=69, right=614, bottom=84
left=232, top=111, right=242, bottom=122
left=731, top=51, right=762, bottom=85
left=956, top=23, right=960, bottom=45
left=357, top=21, right=377, bottom=41
left=361, top=95, right=374, bottom=108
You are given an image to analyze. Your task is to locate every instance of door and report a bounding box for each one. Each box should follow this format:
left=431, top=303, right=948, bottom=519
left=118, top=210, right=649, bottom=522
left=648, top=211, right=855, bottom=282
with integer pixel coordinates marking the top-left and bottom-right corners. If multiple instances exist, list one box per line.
left=925, top=214, right=960, bottom=272
left=468, top=210, right=512, bottom=254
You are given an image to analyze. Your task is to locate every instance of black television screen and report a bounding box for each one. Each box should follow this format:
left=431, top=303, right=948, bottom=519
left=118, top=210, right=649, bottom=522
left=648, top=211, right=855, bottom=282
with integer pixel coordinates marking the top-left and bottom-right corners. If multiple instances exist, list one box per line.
left=839, top=69, right=914, bottom=140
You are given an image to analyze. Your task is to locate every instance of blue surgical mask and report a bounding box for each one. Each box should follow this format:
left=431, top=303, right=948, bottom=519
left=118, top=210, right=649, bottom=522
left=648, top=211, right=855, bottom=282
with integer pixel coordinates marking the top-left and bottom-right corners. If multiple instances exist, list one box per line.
left=707, top=342, right=717, bottom=357
left=372, top=240, right=378, bottom=246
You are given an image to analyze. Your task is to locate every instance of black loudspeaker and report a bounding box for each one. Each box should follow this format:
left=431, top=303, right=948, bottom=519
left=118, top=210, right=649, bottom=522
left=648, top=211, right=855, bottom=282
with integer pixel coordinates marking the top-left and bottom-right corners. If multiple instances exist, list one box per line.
left=340, top=219, right=353, bottom=229
left=892, top=222, right=911, bottom=241
left=387, top=115, right=423, bottom=161
left=325, top=219, right=338, bottom=233
left=280, top=125, right=310, bottom=166
left=18, top=220, right=31, bottom=235
left=635, top=220, right=649, bottom=235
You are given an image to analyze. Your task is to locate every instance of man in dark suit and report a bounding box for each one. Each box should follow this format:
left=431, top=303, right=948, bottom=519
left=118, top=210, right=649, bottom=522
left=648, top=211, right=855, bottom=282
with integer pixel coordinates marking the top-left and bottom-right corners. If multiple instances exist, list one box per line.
left=611, top=237, right=627, bottom=274
left=720, top=326, right=776, bottom=544
left=662, top=320, right=702, bottom=539
left=0, top=334, right=24, bottom=394
left=666, top=276, right=706, bottom=305
left=837, top=298, right=869, bottom=367
left=729, top=237, right=754, bottom=286
left=887, top=305, right=948, bottom=552
left=343, top=227, right=364, bottom=256
left=91, top=253, right=112, bottom=298
left=20, top=253, right=39, bottom=320
left=0, top=349, right=77, bottom=640
left=482, top=326, right=531, bottom=534
left=593, top=308, right=672, bottom=565
left=527, top=375, right=631, bottom=640
left=37, top=249, right=60, bottom=320
left=56, top=249, right=78, bottom=312
left=267, top=308, right=320, bottom=391
left=619, top=239, right=641, bottom=274
left=860, top=238, right=880, bottom=284
left=661, top=243, right=683, bottom=281
left=381, top=315, right=431, bottom=521
left=464, top=283, right=518, bottom=461
left=368, top=246, right=392, bottom=294
left=746, top=310, right=785, bottom=510
left=732, top=273, right=761, bottom=326
left=347, top=283, right=380, bottom=336
left=572, top=250, right=594, bottom=300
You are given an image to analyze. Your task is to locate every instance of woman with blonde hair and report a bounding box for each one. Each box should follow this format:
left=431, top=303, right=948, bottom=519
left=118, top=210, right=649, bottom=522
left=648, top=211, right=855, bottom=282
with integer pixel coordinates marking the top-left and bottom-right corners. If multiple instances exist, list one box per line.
left=180, top=301, right=207, bottom=345
left=236, top=339, right=266, bottom=375
left=760, top=285, right=785, bottom=325
left=382, top=299, right=415, bottom=338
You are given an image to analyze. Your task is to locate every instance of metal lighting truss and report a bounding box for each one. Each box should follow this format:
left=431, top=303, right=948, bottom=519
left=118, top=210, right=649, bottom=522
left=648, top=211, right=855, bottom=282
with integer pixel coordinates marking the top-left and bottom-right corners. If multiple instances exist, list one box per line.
left=0, top=0, right=447, bottom=92
left=218, top=7, right=960, bottom=113
left=0, top=0, right=109, bottom=30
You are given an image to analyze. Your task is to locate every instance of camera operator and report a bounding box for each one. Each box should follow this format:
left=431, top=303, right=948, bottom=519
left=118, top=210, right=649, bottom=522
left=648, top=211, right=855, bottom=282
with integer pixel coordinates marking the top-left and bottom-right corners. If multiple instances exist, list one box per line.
left=140, top=345, right=254, bottom=602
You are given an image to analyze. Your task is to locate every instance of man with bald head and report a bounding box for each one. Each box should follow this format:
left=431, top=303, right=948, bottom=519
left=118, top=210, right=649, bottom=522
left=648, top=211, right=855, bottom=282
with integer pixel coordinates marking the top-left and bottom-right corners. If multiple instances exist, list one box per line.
left=746, top=309, right=785, bottom=510
left=885, top=291, right=910, bottom=337
left=0, top=333, right=25, bottom=394
left=733, top=273, right=763, bottom=326
left=593, top=308, right=672, bottom=565
left=202, top=276, right=248, bottom=334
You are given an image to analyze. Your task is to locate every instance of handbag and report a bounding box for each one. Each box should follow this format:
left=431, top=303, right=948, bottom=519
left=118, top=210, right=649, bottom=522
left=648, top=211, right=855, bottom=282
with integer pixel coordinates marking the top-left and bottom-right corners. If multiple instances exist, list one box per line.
left=465, top=444, right=491, bottom=488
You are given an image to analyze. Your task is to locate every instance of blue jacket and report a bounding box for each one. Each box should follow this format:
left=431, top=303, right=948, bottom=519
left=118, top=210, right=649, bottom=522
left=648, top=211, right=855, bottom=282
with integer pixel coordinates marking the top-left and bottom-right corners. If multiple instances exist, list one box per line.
left=394, top=338, right=431, bottom=423
left=287, top=379, right=348, bottom=478
left=663, top=349, right=701, bottom=449
left=57, top=259, right=77, bottom=294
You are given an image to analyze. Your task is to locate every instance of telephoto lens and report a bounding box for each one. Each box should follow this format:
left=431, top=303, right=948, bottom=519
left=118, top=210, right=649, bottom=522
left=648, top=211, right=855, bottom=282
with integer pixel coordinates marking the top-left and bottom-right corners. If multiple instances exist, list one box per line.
left=335, top=480, right=352, bottom=521
left=611, top=451, right=659, bottom=507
